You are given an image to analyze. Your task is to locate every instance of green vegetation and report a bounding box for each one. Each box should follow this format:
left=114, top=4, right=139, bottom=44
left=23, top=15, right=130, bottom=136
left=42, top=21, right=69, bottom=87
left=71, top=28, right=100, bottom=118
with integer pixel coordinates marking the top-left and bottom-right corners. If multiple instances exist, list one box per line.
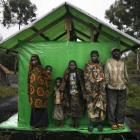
left=129, top=118, right=140, bottom=131
left=105, top=0, right=140, bottom=39
left=0, top=133, right=11, bottom=140
left=35, top=130, right=47, bottom=140
left=126, top=107, right=134, bottom=116
left=127, top=79, right=140, bottom=110
left=0, top=86, right=18, bottom=98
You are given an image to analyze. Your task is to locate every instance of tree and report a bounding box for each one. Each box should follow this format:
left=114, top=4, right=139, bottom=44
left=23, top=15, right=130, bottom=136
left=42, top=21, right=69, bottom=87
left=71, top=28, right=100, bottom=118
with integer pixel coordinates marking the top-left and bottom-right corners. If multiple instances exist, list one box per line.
left=1, top=0, right=37, bottom=30
left=105, top=0, right=140, bottom=38
left=0, top=0, right=37, bottom=74
left=105, top=0, right=140, bottom=74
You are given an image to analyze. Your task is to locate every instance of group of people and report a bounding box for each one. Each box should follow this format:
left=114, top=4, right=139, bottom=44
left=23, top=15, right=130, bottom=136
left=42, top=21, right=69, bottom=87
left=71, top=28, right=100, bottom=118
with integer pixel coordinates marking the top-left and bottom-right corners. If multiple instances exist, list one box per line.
left=27, top=46, right=128, bottom=132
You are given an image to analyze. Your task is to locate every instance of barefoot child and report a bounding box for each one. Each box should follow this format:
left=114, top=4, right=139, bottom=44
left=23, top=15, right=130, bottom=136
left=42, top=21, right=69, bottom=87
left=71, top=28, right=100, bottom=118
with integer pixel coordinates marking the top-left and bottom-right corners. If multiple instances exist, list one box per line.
left=45, top=65, right=52, bottom=75
left=52, top=77, right=64, bottom=127
left=60, top=60, right=86, bottom=128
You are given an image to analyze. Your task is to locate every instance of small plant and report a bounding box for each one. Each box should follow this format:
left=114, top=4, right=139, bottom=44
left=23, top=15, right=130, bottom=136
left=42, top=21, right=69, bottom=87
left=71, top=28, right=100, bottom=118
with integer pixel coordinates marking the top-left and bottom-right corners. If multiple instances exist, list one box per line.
left=0, top=86, right=18, bottom=98
left=83, top=133, right=90, bottom=137
left=35, top=130, right=46, bottom=140
left=129, top=118, right=140, bottom=131
left=98, top=135, right=103, bottom=140
left=4, top=114, right=11, bottom=121
left=126, top=108, right=134, bottom=116
left=0, top=133, right=11, bottom=140
left=104, top=138, right=111, bottom=140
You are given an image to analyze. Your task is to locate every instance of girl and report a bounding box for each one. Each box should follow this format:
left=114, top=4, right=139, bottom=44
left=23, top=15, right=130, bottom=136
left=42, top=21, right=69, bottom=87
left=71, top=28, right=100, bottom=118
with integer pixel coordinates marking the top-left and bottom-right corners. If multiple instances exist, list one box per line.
left=84, top=50, right=106, bottom=132
left=60, top=60, right=86, bottom=128
left=52, top=77, right=64, bottom=127
left=27, top=54, right=53, bottom=129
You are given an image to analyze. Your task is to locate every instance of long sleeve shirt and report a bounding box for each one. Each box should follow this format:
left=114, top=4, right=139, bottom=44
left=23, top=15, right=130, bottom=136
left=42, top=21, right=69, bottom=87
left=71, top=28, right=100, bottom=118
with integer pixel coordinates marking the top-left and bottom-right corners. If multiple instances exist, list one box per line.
left=104, top=58, right=128, bottom=90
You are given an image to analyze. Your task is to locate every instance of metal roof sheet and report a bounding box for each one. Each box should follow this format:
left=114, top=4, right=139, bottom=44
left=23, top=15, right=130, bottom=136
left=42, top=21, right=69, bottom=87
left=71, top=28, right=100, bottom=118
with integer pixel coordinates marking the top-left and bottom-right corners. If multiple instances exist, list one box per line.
left=0, top=2, right=140, bottom=53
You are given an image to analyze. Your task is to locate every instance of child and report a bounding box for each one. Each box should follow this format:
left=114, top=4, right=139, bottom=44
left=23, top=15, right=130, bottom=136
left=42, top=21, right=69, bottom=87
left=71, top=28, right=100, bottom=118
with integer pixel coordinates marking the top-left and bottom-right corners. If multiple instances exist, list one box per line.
left=84, top=51, right=106, bottom=132
left=60, top=60, right=86, bottom=128
left=45, top=65, right=52, bottom=74
left=27, top=54, right=53, bottom=129
left=52, top=77, right=64, bottom=127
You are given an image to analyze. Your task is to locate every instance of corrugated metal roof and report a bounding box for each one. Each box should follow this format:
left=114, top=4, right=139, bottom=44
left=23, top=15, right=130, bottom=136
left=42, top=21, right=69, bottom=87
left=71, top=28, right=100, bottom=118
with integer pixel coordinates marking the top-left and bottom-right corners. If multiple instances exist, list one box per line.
left=0, top=2, right=140, bottom=53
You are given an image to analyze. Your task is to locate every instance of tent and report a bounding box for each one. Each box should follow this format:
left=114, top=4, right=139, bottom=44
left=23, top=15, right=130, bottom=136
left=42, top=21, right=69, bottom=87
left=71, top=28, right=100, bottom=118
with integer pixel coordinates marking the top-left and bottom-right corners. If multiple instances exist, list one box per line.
left=0, top=2, right=138, bottom=134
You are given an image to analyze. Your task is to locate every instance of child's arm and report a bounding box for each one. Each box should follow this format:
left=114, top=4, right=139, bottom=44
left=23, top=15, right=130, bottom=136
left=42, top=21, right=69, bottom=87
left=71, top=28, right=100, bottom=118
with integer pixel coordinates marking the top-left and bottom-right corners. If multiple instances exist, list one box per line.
left=43, top=71, right=53, bottom=87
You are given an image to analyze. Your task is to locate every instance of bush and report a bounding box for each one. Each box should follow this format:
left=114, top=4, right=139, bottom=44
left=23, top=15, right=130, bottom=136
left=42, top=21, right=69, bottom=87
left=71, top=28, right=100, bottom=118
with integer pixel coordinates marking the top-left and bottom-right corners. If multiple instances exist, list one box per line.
left=127, top=79, right=140, bottom=109
left=0, top=86, right=18, bottom=98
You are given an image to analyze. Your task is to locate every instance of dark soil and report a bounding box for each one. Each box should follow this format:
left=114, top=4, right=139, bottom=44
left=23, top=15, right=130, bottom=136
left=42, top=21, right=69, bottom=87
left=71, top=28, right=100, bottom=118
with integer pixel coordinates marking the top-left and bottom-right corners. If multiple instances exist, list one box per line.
left=0, top=95, right=18, bottom=123
left=0, top=74, right=140, bottom=140
left=130, top=76, right=140, bottom=85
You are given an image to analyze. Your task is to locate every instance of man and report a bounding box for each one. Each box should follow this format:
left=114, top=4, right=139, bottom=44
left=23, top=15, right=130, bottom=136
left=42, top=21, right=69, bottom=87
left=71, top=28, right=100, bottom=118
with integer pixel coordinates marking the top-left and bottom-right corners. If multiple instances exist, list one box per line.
left=105, top=47, right=128, bottom=130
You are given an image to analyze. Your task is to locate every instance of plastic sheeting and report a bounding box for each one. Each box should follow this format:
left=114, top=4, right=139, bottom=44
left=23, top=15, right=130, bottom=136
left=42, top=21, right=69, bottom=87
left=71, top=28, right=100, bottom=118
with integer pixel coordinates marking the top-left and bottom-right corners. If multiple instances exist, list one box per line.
left=0, top=41, right=131, bottom=133
left=0, top=113, right=130, bottom=134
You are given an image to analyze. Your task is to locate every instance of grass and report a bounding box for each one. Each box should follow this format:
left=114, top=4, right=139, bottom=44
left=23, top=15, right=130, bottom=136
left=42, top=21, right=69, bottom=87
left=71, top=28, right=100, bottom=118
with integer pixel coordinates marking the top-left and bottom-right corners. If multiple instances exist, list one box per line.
left=126, top=108, right=134, bottom=116
left=10, top=71, right=18, bottom=75
left=0, top=86, right=18, bottom=98
left=128, top=118, right=140, bottom=131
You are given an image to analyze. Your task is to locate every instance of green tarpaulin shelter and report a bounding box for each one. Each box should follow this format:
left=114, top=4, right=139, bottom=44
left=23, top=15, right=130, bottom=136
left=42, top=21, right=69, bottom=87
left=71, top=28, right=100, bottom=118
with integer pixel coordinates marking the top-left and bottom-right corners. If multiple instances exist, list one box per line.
left=0, top=2, right=138, bottom=134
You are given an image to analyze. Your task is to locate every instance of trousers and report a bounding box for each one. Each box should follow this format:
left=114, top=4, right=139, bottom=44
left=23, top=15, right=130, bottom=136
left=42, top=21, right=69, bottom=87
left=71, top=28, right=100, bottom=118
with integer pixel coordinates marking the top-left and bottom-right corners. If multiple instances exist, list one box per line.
left=107, top=88, right=126, bottom=125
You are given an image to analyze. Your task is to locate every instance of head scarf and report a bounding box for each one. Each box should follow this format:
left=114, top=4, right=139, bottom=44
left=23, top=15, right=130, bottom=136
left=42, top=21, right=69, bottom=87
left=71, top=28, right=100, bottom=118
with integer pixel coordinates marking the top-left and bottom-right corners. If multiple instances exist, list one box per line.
left=29, top=54, right=41, bottom=71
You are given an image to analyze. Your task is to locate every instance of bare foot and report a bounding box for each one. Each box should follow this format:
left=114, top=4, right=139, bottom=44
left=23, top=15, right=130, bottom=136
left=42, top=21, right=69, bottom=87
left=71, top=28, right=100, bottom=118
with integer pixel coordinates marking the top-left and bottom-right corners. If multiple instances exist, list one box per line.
left=69, top=123, right=75, bottom=127
left=59, top=124, right=63, bottom=127
left=31, top=126, right=35, bottom=129
left=74, top=124, right=79, bottom=129
left=55, top=121, right=59, bottom=127
left=59, top=121, right=63, bottom=127
left=55, top=123, right=59, bottom=127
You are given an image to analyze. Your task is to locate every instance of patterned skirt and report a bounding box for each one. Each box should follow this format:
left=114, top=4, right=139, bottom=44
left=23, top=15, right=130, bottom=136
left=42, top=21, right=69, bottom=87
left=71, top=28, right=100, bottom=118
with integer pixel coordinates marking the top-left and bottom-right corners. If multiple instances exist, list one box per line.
left=69, top=93, right=84, bottom=117
left=52, top=104, right=64, bottom=120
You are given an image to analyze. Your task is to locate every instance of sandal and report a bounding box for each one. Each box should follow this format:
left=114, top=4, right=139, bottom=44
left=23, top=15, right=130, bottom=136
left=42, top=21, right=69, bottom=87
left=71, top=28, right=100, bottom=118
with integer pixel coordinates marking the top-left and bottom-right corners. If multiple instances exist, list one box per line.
left=98, top=125, right=103, bottom=131
left=117, top=123, right=125, bottom=129
left=88, top=125, right=93, bottom=132
left=110, top=125, right=118, bottom=130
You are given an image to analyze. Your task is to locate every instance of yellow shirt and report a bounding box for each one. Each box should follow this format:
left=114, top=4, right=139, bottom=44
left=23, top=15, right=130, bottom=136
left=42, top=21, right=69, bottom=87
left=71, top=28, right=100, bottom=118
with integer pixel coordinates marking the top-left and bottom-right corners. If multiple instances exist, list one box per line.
left=105, top=58, right=128, bottom=90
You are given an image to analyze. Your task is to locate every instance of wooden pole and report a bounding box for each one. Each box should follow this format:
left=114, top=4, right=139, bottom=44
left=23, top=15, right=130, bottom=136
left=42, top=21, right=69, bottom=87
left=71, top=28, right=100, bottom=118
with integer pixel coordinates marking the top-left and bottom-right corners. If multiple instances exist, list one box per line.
left=90, top=23, right=94, bottom=42
left=65, top=13, right=71, bottom=41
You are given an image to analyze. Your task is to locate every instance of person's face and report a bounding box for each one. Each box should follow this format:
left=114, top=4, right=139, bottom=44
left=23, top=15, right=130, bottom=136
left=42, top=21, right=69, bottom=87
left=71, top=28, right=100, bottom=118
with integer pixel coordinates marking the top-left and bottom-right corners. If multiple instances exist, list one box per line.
left=31, top=56, right=38, bottom=67
left=69, top=62, right=76, bottom=71
left=91, top=53, right=98, bottom=62
left=56, top=80, right=61, bottom=87
left=46, top=67, right=52, bottom=74
left=112, top=49, right=120, bottom=58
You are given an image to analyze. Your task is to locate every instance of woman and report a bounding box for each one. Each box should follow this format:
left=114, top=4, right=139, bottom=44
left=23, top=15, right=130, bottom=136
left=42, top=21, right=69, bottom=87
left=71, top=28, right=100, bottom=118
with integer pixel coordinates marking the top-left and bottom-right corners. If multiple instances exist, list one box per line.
left=84, top=51, right=106, bottom=132
left=27, top=54, right=53, bottom=129
left=60, top=60, right=86, bottom=128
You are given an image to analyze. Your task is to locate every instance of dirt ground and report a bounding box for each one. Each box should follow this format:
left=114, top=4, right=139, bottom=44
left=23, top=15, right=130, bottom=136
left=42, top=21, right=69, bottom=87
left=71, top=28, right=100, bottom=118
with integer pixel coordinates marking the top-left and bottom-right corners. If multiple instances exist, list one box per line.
left=0, top=75, right=140, bottom=140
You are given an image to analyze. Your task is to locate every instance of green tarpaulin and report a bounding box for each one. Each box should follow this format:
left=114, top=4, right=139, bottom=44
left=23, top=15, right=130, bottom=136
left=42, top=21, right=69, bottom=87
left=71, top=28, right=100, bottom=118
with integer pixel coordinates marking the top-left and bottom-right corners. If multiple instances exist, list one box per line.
left=0, top=41, right=131, bottom=134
